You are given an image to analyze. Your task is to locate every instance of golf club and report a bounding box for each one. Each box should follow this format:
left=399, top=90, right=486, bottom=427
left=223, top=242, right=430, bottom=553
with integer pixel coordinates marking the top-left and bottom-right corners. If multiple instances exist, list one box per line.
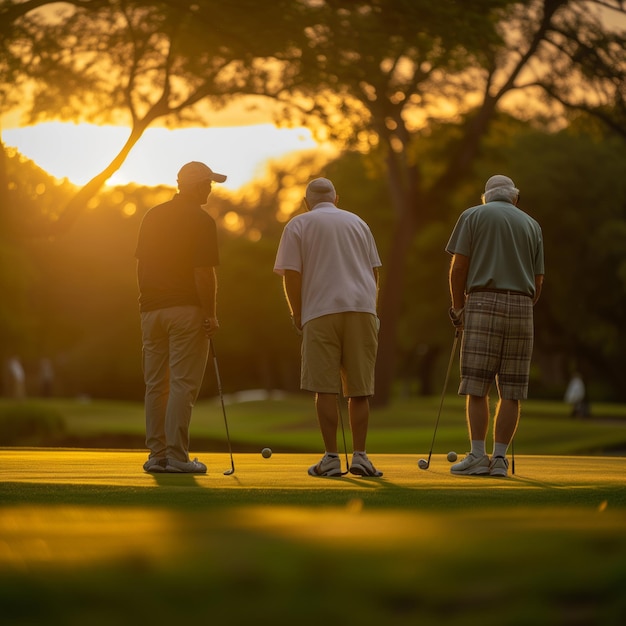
left=511, top=437, right=516, bottom=475
left=418, top=330, right=460, bottom=470
left=336, top=392, right=350, bottom=476
left=210, top=340, right=235, bottom=476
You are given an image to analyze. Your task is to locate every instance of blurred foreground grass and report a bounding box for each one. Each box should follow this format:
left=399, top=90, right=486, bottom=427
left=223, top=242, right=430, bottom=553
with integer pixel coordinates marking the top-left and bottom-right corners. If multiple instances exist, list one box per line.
left=2, top=504, right=625, bottom=626
left=1, top=450, right=626, bottom=625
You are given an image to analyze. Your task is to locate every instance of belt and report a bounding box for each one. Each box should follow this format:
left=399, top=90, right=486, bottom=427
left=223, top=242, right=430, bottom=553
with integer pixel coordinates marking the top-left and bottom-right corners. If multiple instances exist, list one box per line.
left=470, top=287, right=532, bottom=298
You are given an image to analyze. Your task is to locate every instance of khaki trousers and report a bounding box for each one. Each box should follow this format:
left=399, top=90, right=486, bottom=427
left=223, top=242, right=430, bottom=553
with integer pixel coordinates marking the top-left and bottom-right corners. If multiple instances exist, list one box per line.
left=141, top=305, right=208, bottom=462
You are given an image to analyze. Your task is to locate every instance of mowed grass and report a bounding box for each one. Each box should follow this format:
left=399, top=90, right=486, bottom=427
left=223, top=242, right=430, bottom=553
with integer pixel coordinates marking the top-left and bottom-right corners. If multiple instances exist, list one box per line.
left=1, top=395, right=626, bottom=624
left=1, top=448, right=626, bottom=625
left=4, top=392, right=626, bottom=455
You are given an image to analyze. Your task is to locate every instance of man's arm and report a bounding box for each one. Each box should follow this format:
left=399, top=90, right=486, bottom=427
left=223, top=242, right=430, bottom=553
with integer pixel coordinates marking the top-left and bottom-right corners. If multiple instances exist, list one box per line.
left=533, top=274, right=544, bottom=305
left=194, top=266, right=218, bottom=336
left=373, top=267, right=380, bottom=309
left=448, top=253, right=469, bottom=330
left=449, top=253, right=469, bottom=310
left=283, top=269, right=303, bottom=330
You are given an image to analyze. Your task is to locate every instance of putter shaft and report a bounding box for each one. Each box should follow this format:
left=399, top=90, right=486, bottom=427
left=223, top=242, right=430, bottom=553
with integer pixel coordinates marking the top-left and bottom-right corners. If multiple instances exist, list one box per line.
left=210, top=340, right=235, bottom=475
left=424, top=330, right=459, bottom=466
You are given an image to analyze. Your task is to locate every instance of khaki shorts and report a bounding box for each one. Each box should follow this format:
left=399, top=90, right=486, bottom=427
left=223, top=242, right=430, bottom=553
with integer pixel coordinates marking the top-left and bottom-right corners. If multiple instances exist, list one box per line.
left=301, top=312, right=378, bottom=397
left=459, top=291, right=534, bottom=400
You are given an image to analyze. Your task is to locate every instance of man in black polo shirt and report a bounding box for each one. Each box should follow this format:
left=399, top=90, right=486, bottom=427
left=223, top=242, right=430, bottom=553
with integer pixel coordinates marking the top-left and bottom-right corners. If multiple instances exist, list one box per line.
left=136, top=161, right=226, bottom=473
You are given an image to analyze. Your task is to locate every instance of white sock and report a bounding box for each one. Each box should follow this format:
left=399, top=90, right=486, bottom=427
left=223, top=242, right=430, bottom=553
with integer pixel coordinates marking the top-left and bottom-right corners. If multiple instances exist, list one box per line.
left=325, top=452, right=339, bottom=458
left=354, top=450, right=366, bottom=457
left=470, top=440, right=486, bottom=457
left=493, top=442, right=508, bottom=458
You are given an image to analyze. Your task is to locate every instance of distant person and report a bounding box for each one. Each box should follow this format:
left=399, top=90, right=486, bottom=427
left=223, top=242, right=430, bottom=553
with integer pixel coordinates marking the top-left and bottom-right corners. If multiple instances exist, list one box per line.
left=445, top=175, right=544, bottom=477
left=564, top=372, right=590, bottom=418
left=38, top=357, right=54, bottom=397
left=135, top=161, right=226, bottom=474
left=274, top=177, right=383, bottom=477
left=6, top=356, right=26, bottom=399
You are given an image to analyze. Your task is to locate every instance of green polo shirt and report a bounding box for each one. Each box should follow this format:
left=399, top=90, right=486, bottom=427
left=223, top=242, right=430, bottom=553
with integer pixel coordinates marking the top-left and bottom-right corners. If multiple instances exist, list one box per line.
left=445, top=201, right=544, bottom=296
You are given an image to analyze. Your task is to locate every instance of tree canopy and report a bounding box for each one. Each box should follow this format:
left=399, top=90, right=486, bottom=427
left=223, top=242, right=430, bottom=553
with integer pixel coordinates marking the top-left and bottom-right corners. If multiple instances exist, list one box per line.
left=1, top=0, right=625, bottom=403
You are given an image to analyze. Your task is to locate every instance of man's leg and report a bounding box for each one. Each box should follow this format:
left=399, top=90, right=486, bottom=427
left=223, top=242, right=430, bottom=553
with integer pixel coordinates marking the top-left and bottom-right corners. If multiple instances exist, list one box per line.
left=165, top=306, right=209, bottom=462
left=141, top=310, right=169, bottom=460
left=315, top=392, right=339, bottom=453
left=494, top=294, right=530, bottom=455
left=467, top=394, right=490, bottom=454
left=342, top=312, right=377, bottom=453
left=450, top=394, right=491, bottom=475
left=348, top=396, right=369, bottom=452
left=348, top=395, right=383, bottom=477
left=494, top=398, right=520, bottom=447
left=490, top=398, right=520, bottom=476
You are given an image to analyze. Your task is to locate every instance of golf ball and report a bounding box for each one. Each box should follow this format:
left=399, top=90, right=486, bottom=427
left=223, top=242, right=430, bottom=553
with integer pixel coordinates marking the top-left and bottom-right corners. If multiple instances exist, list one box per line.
left=418, top=459, right=428, bottom=470
left=261, top=447, right=272, bottom=459
left=447, top=451, right=458, bottom=463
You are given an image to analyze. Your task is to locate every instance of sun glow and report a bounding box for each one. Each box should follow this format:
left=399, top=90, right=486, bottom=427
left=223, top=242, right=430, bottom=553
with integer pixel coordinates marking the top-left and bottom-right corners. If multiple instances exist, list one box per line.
left=3, top=122, right=321, bottom=191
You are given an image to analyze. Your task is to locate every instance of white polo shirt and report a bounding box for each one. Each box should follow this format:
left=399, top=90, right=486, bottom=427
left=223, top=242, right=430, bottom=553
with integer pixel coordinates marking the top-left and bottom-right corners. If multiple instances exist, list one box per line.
left=274, top=203, right=381, bottom=325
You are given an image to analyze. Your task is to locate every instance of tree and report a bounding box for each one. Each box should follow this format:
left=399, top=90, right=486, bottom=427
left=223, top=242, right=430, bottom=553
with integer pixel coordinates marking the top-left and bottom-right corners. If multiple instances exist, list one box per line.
left=508, top=125, right=626, bottom=400
left=266, top=0, right=626, bottom=404
left=2, top=0, right=625, bottom=403
left=6, top=118, right=626, bottom=400
left=1, top=0, right=309, bottom=234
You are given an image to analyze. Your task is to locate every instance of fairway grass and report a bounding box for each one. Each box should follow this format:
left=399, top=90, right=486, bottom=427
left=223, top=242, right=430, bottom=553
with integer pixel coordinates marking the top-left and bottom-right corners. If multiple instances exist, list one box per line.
left=1, top=449, right=626, bottom=624
left=4, top=395, right=626, bottom=455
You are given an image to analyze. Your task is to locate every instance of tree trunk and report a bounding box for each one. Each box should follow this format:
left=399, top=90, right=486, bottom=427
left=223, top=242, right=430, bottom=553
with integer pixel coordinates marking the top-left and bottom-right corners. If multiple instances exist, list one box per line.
left=0, top=137, right=8, bottom=241
left=51, top=123, right=149, bottom=235
left=374, top=200, right=418, bottom=406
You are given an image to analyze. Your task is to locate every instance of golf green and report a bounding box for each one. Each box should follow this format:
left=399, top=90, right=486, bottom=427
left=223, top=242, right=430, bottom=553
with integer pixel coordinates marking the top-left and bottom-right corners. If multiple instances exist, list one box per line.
left=1, top=449, right=625, bottom=625
left=2, top=449, right=625, bottom=565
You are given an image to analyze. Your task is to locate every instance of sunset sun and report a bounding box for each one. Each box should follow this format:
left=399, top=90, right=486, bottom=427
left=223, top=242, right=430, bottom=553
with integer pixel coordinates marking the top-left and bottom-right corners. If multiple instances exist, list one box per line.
left=4, top=122, right=324, bottom=191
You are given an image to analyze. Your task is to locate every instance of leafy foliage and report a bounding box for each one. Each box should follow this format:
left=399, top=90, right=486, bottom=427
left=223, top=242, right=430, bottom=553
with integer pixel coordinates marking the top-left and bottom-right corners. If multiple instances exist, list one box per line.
left=1, top=0, right=625, bottom=402
left=0, top=401, right=66, bottom=445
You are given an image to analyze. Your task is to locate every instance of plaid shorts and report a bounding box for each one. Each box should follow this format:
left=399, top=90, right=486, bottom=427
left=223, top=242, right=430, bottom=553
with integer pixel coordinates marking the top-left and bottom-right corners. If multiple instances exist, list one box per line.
left=459, top=291, right=534, bottom=400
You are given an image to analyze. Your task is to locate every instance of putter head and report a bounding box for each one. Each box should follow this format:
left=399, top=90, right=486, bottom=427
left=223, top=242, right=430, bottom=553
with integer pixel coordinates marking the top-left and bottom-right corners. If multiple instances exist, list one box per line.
left=223, top=467, right=235, bottom=476
left=418, top=459, right=429, bottom=470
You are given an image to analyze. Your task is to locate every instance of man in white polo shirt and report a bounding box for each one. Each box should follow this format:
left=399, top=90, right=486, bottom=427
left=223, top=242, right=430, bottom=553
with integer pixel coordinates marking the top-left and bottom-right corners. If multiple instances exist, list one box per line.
left=274, top=177, right=383, bottom=477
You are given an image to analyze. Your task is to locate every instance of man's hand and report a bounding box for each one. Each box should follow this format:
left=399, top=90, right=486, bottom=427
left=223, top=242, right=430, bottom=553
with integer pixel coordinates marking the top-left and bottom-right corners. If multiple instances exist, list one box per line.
left=448, top=307, right=464, bottom=330
left=291, top=315, right=303, bottom=336
left=203, top=317, right=219, bottom=337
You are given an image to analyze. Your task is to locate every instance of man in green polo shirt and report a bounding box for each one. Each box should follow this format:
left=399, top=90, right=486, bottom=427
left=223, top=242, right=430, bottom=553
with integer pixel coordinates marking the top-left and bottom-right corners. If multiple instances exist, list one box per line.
left=445, top=175, right=544, bottom=477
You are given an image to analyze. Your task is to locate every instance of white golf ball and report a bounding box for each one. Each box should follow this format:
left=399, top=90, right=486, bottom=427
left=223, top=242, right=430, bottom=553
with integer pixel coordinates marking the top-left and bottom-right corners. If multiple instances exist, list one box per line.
left=261, top=447, right=272, bottom=459
left=418, top=459, right=428, bottom=470
left=447, top=451, right=458, bottom=463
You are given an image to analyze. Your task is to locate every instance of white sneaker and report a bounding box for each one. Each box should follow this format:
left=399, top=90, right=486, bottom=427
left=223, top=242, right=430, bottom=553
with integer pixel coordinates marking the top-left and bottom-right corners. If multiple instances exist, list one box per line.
left=165, top=457, right=207, bottom=474
left=450, top=452, right=490, bottom=476
left=489, top=456, right=509, bottom=477
left=308, top=454, right=342, bottom=477
left=143, top=457, right=167, bottom=473
left=350, top=453, right=383, bottom=477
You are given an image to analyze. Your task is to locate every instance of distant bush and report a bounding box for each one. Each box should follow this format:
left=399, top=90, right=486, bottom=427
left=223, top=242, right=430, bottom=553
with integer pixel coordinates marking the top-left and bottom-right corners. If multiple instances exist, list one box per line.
left=0, top=402, right=66, bottom=446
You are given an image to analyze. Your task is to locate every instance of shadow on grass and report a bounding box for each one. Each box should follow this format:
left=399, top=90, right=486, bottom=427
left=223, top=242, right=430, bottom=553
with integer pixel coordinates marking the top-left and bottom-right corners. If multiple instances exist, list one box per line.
left=2, top=477, right=624, bottom=511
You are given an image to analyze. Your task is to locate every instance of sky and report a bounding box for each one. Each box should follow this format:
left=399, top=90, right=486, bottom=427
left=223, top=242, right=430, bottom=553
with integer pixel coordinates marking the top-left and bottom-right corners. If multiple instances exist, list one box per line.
left=3, top=122, right=322, bottom=191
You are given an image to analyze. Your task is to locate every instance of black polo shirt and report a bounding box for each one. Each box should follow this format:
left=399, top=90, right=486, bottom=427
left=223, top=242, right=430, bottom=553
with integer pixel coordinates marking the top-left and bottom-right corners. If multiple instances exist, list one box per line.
left=135, top=193, right=219, bottom=313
